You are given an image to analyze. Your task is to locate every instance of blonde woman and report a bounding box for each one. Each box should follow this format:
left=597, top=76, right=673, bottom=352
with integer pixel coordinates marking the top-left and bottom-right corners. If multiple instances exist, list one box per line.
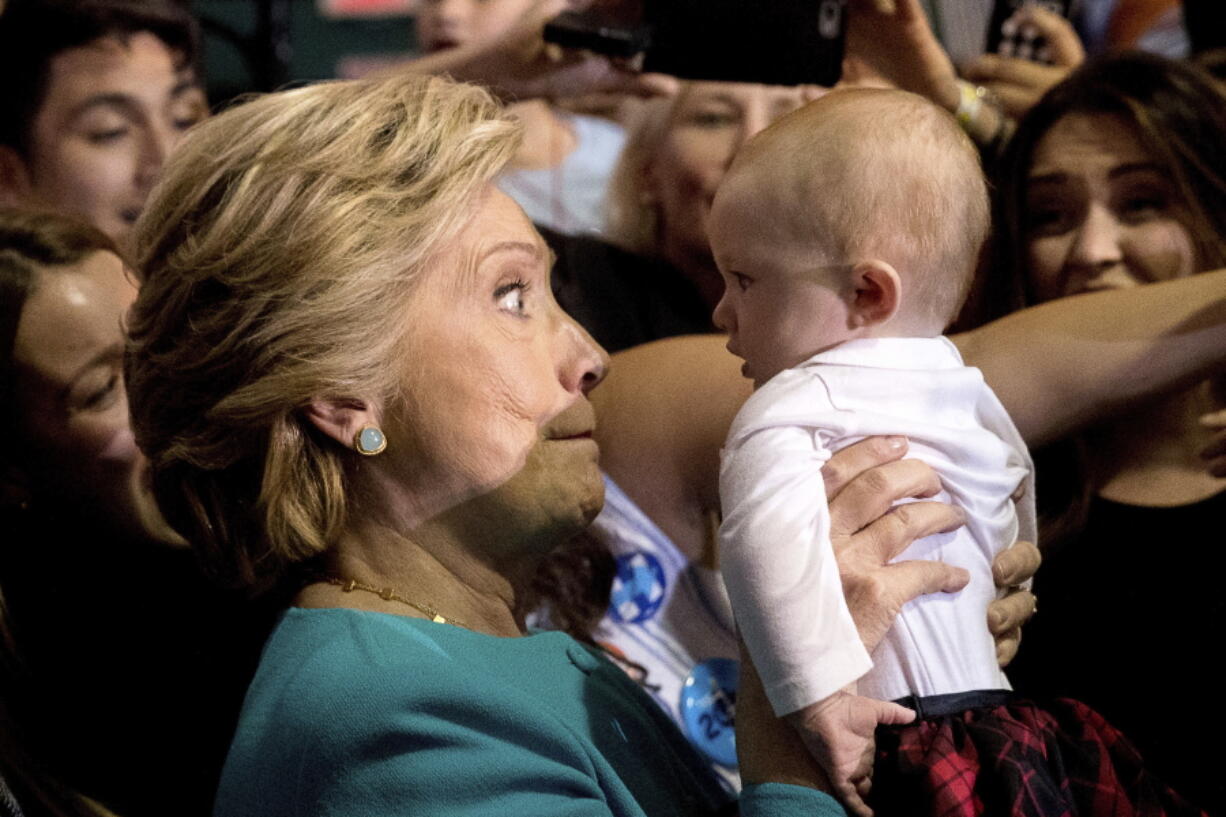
left=126, top=71, right=983, bottom=816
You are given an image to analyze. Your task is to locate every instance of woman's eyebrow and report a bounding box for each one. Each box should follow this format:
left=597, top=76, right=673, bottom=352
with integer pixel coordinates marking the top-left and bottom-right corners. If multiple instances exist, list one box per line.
left=479, top=240, right=546, bottom=264
left=1108, top=161, right=1164, bottom=180
left=1026, top=172, right=1069, bottom=187
left=67, top=93, right=140, bottom=121
left=170, top=78, right=201, bottom=98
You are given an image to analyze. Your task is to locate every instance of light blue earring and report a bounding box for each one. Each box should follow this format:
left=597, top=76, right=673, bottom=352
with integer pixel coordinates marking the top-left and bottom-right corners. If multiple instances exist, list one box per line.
left=353, top=425, right=387, bottom=456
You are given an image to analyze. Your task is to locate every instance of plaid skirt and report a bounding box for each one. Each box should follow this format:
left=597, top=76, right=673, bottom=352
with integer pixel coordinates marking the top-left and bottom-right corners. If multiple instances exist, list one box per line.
left=870, top=692, right=1209, bottom=817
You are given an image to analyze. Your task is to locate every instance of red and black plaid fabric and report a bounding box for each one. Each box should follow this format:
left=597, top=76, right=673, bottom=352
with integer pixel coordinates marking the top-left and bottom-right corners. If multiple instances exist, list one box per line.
left=870, top=697, right=1209, bottom=817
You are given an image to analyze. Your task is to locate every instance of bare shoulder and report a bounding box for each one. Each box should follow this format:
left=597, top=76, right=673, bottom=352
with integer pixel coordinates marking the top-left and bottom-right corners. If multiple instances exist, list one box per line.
left=592, top=335, right=750, bottom=456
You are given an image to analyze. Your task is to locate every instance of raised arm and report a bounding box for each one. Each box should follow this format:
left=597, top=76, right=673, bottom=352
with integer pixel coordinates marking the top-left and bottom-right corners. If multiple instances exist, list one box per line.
left=365, top=0, right=669, bottom=102
left=951, top=268, right=1226, bottom=447
left=591, top=335, right=751, bottom=565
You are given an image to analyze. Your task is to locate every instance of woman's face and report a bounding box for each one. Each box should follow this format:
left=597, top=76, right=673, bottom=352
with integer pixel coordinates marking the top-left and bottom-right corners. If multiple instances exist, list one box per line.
left=415, top=0, right=537, bottom=52
left=1024, top=112, right=1199, bottom=302
left=387, top=187, right=608, bottom=540
left=20, top=32, right=207, bottom=246
left=12, top=250, right=177, bottom=544
left=644, top=82, right=811, bottom=276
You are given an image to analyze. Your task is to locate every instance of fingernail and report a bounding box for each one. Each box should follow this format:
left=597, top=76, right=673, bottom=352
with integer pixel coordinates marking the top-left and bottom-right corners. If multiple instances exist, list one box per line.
left=886, top=435, right=906, bottom=451
left=989, top=610, right=1004, bottom=630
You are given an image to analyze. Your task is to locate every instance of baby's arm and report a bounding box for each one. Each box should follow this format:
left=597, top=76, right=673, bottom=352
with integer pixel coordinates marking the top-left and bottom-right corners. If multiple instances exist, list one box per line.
left=787, top=689, right=914, bottom=817
left=720, top=423, right=910, bottom=815
left=719, top=423, right=871, bottom=716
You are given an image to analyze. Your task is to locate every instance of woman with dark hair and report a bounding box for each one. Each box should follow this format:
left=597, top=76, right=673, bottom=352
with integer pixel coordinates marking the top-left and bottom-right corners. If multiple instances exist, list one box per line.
left=970, top=52, right=1226, bottom=813
left=0, top=209, right=274, bottom=817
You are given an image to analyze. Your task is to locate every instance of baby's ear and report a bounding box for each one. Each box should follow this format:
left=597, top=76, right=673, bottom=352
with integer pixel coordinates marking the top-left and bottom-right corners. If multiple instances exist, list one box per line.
left=849, top=260, right=901, bottom=328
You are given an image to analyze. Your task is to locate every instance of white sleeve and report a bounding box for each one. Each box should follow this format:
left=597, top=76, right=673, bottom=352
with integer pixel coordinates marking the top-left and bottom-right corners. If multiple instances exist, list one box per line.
left=719, top=425, right=872, bottom=716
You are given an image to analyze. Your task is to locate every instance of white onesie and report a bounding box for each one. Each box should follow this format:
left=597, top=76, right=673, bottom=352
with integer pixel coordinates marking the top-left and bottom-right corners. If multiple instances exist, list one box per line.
left=718, top=336, right=1035, bottom=715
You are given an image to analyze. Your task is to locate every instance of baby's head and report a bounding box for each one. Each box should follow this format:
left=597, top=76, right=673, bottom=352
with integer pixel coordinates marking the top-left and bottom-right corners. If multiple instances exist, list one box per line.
left=710, top=87, right=988, bottom=387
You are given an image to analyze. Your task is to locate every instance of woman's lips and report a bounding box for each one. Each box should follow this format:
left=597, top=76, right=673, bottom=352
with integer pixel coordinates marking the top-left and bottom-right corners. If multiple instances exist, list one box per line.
left=548, top=430, right=594, bottom=441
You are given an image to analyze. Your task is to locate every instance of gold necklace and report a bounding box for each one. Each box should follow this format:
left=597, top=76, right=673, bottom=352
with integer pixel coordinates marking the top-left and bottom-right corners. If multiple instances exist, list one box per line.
left=321, top=576, right=469, bottom=630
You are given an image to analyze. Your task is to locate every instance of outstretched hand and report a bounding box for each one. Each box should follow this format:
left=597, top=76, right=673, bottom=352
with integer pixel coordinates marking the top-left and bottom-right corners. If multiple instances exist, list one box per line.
left=962, top=4, right=1085, bottom=118
left=388, top=0, right=676, bottom=102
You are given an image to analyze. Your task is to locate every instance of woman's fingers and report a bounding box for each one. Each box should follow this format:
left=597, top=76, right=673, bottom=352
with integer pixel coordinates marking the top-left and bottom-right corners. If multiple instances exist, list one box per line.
left=841, top=498, right=964, bottom=564
left=961, top=55, right=1071, bottom=118
left=989, top=590, right=1036, bottom=667
left=991, top=539, right=1041, bottom=587
left=960, top=5, right=1083, bottom=117
left=988, top=542, right=1039, bottom=666
left=989, top=588, right=1037, bottom=636
left=823, top=436, right=910, bottom=499
left=843, top=557, right=969, bottom=653
left=1013, top=3, right=1086, bottom=66
left=995, top=625, right=1022, bottom=667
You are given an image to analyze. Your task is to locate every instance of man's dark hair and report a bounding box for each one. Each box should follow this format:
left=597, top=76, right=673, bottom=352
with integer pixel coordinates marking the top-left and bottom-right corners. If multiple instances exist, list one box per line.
left=0, top=0, right=201, bottom=155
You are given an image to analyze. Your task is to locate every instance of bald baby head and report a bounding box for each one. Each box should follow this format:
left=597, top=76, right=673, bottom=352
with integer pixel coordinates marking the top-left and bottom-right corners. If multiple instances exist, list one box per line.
left=719, top=88, right=989, bottom=331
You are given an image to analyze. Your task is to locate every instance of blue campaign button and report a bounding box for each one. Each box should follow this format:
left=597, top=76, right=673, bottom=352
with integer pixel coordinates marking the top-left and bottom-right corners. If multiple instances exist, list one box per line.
left=680, top=658, right=739, bottom=768
left=608, top=551, right=667, bottom=623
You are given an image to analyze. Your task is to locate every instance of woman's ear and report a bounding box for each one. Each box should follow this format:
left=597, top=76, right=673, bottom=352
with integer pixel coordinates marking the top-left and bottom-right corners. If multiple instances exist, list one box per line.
left=849, top=260, right=902, bottom=328
left=0, top=145, right=33, bottom=206
left=303, top=398, right=380, bottom=451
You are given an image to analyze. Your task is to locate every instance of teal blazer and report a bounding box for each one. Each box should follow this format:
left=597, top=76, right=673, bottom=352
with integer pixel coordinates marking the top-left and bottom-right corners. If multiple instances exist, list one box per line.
left=215, top=608, right=844, bottom=816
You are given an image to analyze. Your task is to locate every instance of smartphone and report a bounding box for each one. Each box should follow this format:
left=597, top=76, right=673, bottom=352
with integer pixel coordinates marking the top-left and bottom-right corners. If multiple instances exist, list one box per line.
left=543, top=0, right=847, bottom=87
left=985, top=0, right=1077, bottom=63
left=543, top=10, right=652, bottom=60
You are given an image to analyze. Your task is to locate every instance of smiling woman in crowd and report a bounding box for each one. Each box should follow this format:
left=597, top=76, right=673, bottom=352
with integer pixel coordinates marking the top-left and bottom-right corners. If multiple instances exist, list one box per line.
left=979, top=52, right=1226, bottom=813
left=0, top=209, right=275, bottom=817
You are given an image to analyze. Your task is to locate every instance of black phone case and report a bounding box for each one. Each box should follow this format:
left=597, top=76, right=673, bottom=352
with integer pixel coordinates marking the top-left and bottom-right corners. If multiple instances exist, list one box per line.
left=985, top=0, right=1075, bottom=64
left=644, top=0, right=847, bottom=86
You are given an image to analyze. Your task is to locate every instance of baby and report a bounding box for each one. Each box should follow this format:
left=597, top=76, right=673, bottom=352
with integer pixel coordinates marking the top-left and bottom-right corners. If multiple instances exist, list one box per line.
left=712, top=89, right=1198, bottom=817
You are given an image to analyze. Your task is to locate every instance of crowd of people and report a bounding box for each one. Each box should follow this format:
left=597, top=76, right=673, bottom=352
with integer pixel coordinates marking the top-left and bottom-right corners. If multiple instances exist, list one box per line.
left=0, top=0, right=1223, bottom=816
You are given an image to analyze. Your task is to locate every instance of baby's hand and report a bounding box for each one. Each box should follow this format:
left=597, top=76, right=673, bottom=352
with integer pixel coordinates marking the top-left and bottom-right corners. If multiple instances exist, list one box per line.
left=786, top=689, right=915, bottom=817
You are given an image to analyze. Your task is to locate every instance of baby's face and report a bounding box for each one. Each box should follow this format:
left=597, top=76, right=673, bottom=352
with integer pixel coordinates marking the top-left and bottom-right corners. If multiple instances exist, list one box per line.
left=710, top=187, right=855, bottom=388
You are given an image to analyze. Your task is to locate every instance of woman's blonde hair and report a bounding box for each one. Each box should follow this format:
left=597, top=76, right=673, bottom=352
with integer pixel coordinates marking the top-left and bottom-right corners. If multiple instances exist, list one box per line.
left=126, top=74, right=520, bottom=592
left=604, top=94, right=677, bottom=256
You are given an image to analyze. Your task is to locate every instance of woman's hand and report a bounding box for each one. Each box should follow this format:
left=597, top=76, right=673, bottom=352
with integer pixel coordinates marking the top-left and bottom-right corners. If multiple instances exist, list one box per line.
left=845, top=0, right=961, bottom=112
left=824, top=437, right=970, bottom=654
left=988, top=540, right=1041, bottom=666
left=385, top=0, right=673, bottom=102
left=738, top=436, right=967, bottom=803
left=961, top=4, right=1085, bottom=118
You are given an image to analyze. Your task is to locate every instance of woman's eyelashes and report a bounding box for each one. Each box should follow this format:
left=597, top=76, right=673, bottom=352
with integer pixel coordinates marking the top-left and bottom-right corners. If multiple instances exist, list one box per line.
left=685, top=108, right=740, bottom=129
left=494, top=279, right=531, bottom=317
left=1116, top=190, right=1170, bottom=223
left=69, top=370, right=122, bottom=413
left=1025, top=201, right=1072, bottom=235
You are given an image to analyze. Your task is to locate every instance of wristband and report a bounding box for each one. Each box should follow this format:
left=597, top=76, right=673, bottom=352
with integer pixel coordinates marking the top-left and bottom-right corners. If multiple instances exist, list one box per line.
left=955, top=80, right=987, bottom=128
